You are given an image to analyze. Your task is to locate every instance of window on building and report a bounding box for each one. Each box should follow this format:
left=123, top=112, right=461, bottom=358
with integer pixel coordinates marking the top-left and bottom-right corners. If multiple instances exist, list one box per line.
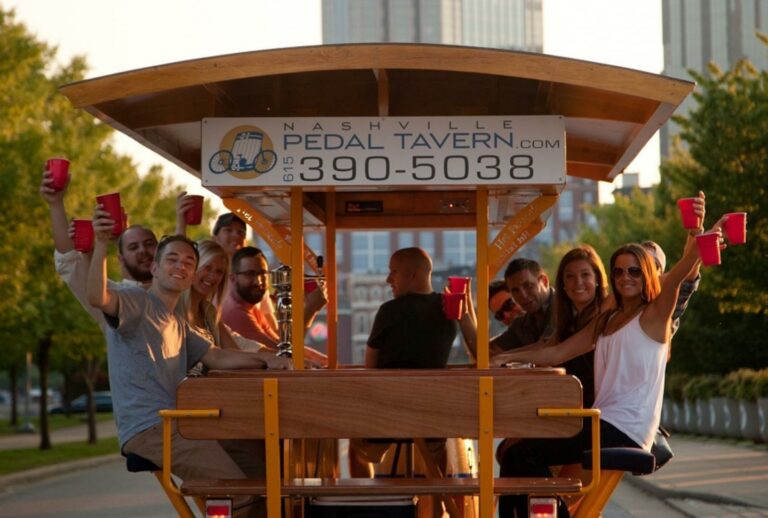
left=351, top=232, right=390, bottom=273
left=443, top=231, right=477, bottom=266
left=418, top=231, right=435, bottom=257
left=397, top=231, right=414, bottom=249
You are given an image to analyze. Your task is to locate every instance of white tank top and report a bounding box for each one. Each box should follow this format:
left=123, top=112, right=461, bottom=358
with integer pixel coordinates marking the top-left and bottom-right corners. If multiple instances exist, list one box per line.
left=593, top=313, right=668, bottom=450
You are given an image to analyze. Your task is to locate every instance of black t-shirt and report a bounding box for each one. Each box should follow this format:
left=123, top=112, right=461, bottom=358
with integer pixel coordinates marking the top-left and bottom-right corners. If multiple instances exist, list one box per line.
left=368, top=292, right=457, bottom=369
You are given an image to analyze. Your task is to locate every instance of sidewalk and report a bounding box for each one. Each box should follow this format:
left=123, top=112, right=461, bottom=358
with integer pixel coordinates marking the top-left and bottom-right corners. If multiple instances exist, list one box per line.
left=0, top=419, right=117, bottom=451
left=623, top=434, right=768, bottom=516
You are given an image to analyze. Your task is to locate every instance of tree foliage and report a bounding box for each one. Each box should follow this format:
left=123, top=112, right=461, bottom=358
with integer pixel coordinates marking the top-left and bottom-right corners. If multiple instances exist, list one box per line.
left=0, top=8, right=214, bottom=441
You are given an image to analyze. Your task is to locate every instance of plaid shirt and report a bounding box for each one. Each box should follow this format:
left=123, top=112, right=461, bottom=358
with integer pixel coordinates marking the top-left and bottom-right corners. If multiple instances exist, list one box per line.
left=671, top=274, right=701, bottom=336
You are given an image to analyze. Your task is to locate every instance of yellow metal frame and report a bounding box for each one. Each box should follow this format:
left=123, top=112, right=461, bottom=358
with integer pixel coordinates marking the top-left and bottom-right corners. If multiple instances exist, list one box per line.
left=158, top=409, right=221, bottom=518
left=537, top=408, right=602, bottom=495
left=487, top=194, right=557, bottom=277
left=478, top=376, right=494, bottom=518
left=476, top=190, right=490, bottom=369
left=264, top=379, right=282, bottom=518
left=224, top=197, right=293, bottom=266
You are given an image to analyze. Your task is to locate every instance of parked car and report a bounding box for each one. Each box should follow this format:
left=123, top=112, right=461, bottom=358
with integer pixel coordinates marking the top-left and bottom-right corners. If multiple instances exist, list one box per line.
left=49, top=391, right=112, bottom=414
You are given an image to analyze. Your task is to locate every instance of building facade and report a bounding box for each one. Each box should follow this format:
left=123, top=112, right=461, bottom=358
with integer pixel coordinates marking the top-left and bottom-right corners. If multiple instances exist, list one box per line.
left=661, top=0, right=768, bottom=156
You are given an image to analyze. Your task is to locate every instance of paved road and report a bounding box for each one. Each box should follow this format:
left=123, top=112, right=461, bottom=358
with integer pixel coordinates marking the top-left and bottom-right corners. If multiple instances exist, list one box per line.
left=1, top=418, right=767, bottom=517
left=0, top=456, right=678, bottom=518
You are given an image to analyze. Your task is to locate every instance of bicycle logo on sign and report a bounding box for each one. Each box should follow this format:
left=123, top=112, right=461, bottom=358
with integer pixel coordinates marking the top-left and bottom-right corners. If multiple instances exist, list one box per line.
left=209, top=130, right=277, bottom=175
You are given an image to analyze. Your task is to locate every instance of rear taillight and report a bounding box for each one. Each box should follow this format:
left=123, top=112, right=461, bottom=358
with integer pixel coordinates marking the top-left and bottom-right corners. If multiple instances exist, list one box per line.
left=529, top=496, right=558, bottom=518
left=206, top=499, right=232, bottom=518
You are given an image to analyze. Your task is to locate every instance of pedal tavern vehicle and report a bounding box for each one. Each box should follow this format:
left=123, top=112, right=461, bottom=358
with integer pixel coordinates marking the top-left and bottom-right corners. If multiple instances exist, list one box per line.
left=61, top=44, right=693, bottom=518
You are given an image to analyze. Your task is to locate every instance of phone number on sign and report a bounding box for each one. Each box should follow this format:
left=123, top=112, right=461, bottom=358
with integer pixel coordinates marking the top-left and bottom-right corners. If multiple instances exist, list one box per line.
left=280, top=154, right=541, bottom=184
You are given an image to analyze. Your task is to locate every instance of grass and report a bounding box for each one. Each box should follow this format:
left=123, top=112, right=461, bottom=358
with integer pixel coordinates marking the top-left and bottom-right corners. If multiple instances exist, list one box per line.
left=0, top=412, right=113, bottom=436
left=0, top=436, right=119, bottom=476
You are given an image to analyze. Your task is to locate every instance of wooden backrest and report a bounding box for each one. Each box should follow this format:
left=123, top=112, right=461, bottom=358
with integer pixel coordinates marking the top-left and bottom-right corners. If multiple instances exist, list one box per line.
left=176, top=368, right=583, bottom=440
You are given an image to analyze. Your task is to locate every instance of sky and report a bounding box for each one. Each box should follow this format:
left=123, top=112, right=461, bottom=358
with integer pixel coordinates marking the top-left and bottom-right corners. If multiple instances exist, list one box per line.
left=4, top=0, right=664, bottom=204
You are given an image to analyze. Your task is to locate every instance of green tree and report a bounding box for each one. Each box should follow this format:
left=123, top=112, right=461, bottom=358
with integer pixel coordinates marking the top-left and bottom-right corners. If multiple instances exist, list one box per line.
left=0, top=8, right=210, bottom=446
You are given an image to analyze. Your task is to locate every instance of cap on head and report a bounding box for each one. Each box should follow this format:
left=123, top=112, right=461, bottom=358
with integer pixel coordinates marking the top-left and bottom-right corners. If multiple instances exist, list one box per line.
left=641, top=240, right=666, bottom=272
left=213, top=213, right=246, bottom=236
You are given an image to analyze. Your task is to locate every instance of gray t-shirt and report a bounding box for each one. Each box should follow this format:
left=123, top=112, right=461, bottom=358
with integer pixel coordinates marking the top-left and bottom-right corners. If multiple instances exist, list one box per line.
left=105, top=286, right=212, bottom=446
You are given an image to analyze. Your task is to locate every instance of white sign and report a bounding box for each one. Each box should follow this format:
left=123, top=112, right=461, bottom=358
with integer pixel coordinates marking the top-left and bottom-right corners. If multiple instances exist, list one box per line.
left=202, top=116, right=565, bottom=187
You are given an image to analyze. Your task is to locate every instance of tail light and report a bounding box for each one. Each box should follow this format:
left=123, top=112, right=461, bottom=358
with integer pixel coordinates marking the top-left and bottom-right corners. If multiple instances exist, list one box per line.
left=206, top=499, right=232, bottom=518
left=529, top=496, right=558, bottom=518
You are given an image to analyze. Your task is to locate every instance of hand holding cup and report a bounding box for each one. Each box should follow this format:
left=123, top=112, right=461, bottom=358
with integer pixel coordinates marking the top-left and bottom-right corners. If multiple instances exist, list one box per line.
left=677, top=192, right=705, bottom=231
left=95, top=192, right=123, bottom=237
left=46, top=158, right=70, bottom=192
left=176, top=191, right=204, bottom=227
left=39, top=170, right=68, bottom=205
left=92, top=204, right=119, bottom=243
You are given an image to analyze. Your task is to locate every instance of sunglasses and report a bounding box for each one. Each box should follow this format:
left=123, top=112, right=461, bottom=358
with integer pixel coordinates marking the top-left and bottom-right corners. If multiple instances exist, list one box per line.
left=611, top=266, right=643, bottom=279
left=493, top=298, right=515, bottom=321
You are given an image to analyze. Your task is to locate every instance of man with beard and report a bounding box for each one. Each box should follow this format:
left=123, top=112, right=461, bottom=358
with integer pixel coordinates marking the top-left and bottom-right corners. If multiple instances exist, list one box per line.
left=88, top=229, right=286, bottom=518
left=40, top=169, right=158, bottom=327
left=221, top=246, right=328, bottom=365
left=490, top=258, right=555, bottom=355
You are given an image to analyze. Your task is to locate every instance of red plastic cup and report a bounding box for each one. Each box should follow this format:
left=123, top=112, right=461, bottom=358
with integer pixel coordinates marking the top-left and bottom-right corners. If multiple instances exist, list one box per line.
left=443, top=292, right=464, bottom=320
left=723, top=212, right=747, bottom=245
left=447, top=276, right=470, bottom=294
left=304, top=279, right=318, bottom=294
left=96, top=192, right=123, bottom=237
left=46, top=158, right=70, bottom=191
left=73, top=219, right=94, bottom=252
left=695, top=232, right=721, bottom=266
left=184, top=195, right=204, bottom=225
left=677, top=198, right=701, bottom=230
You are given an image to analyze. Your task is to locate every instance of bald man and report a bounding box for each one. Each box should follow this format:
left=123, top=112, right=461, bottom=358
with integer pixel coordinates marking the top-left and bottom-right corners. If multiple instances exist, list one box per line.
left=364, top=247, right=476, bottom=368
left=351, top=248, right=476, bottom=480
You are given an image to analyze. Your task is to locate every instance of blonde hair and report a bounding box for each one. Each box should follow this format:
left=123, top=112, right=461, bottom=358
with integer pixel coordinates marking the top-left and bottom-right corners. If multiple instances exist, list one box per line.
left=182, top=239, right=229, bottom=330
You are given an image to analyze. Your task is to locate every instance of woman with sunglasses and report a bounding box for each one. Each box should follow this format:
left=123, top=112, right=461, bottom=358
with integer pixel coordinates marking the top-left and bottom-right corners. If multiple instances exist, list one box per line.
left=496, top=195, right=710, bottom=517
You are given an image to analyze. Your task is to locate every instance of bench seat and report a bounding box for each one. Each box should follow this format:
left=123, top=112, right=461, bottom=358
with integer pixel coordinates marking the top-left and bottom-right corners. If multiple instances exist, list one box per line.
left=182, top=476, right=582, bottom=497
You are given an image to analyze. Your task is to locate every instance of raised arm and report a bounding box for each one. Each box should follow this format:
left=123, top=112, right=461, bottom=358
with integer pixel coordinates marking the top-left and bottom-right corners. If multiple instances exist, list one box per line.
left=458, top=281, right=478, bottom=360
left=174, top=191, right=192, bottom=236
left=642, top=193, right=710, bottom=342
left=303, top=281, right=328, bottom=329
left=86, top=206, right=119, bottom=316
left=39, top=170, right=74, bottom=254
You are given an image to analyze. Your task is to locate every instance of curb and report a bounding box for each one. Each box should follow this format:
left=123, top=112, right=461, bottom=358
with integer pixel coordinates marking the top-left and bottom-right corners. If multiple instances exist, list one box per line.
left=0, top=453, right=122, bottom=491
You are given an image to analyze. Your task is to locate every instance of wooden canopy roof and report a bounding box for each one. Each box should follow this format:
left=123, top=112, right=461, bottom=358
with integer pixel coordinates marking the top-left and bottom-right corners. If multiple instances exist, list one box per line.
left=60, top=44, right=693, bottom=230
left=61, top=44, right=693, bottom=183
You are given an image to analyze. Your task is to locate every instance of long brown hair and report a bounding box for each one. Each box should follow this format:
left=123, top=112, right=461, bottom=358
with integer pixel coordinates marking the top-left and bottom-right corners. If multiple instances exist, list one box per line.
left=554, top=245, right=609, bottom=341
left=592, top=243, right=662, bottom=341
left=609, top=243, right=660, bottom=308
